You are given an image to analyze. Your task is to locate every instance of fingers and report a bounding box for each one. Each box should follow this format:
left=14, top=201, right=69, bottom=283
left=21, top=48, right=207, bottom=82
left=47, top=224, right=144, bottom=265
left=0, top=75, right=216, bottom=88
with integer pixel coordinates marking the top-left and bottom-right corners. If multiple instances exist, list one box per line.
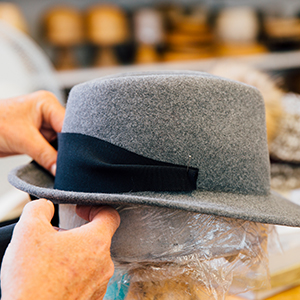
left=35, top=91, right=65, bottom=133
left=29, top=91, right=64, bottom=175
left=21, top=199, right=54, bottom=223
left=15, top=200, right=55, bottom=235
left=22, top=127, right=58, bottom=175
left=76, top=206, right=120, bottom=239
left=0, top=91, right=65, bottom=174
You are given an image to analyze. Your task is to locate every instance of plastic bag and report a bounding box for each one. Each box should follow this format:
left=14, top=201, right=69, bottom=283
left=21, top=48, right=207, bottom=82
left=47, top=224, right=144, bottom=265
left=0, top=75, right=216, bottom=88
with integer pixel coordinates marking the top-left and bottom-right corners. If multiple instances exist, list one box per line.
left=103, top=205, right=270, bottom=300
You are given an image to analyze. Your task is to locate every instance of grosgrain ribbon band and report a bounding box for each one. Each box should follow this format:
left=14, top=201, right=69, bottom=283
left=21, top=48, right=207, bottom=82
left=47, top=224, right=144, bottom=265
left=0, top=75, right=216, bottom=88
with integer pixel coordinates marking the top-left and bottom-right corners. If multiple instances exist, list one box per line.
left=54, top=133, right=199, bottom=193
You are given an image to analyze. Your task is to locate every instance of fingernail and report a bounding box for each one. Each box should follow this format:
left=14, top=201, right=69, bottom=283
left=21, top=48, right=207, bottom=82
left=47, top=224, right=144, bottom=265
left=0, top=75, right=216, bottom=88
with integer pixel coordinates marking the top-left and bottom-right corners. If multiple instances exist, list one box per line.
left=53, top=226, right=67, bottom=232
left=50, top=164, right=56, bottom=176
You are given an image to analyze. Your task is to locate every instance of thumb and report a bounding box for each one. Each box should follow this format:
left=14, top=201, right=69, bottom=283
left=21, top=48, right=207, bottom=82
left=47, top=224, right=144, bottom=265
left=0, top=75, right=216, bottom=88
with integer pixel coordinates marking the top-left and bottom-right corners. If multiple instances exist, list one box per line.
left=76, top=206, right=120, bottom=240
left=17, top=199, right=55, bottom=233
left=7, top=200, right=55, bottom=262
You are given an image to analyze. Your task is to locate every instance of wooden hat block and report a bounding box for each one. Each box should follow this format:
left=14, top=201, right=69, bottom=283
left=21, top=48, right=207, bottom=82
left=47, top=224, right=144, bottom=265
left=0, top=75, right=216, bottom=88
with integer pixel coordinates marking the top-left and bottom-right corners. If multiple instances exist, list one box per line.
left=264, top=16, right=300, bottom=39
left=43, top=6, right=84, bottom=70
left=0, top=2, right=28, bottom=33
left=86, top=5, right=129, bottom=67
left=215, top=6, right=267, bottom=57
left=162, top=6, right=215, bottom=62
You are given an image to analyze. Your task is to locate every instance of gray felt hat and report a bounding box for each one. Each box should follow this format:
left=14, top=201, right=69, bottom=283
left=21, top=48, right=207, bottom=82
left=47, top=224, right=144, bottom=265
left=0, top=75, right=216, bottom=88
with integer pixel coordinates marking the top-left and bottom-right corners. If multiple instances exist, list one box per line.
left=8, top=71, right=300, bottom=227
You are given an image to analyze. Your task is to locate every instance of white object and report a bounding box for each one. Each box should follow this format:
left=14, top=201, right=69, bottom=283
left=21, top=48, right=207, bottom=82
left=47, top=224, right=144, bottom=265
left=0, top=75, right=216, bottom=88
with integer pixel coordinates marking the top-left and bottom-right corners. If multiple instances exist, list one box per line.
left=0, top=20, right=63, bottom=221
left=134, top=8, right=164, bottom=45
left=0, top=20, right=63, bottom=100
left=0, top=189, right=30, bottom=222
left=216, top=7, right=259, bottom=43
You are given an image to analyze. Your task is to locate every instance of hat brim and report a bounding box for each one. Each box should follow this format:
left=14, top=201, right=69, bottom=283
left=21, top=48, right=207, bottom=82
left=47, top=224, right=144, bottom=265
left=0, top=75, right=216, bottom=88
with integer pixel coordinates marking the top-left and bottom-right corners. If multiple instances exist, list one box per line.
left=8, top=161, right=300, bottom=227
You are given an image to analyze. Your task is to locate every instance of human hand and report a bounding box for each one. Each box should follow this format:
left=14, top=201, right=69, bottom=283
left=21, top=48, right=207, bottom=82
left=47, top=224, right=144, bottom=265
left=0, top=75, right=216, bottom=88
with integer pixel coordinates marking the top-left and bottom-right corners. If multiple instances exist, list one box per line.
left=0, top=91, right=65, bottom=175
left=0, top=200, right=120, bottom=300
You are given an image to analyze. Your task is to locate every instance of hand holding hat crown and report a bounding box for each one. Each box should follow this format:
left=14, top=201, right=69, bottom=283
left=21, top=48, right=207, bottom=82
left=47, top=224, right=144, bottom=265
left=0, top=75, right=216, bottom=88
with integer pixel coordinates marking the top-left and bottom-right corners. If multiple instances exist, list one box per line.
left=0, top=90, right=64, bottom=175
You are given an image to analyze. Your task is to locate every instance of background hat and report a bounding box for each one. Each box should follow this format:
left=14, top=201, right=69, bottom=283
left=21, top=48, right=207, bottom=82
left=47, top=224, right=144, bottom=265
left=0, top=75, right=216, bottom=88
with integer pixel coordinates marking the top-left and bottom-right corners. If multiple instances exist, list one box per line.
left=8, top=71, right=300, bottom=227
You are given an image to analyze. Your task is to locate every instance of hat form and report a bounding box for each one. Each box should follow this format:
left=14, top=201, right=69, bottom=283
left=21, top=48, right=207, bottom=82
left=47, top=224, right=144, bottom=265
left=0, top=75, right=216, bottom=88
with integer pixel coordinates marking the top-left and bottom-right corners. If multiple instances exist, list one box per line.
left=9, top=71, right=300, bottom=227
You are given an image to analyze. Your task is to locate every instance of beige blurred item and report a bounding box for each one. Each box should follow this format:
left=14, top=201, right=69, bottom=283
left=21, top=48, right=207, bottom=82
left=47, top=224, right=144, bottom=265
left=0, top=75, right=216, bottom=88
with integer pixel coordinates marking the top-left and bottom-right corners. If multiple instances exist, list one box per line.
left=210, top=62, right=283, bottom=145
left=43, top=6, right=84, bottom=70
left=270, top=114, right=300, bottom=162
left=134, top=8, right=164, bottom=64
left=264, top=17, right=300, bottom=39
left=86, top=4, right=129, bottom=67
left=216, top=7, right=259, bottom=43
left=0, top=2, right=28, bottom=33
left=270, top=93, right=300, bottom=163
left=270, top=108, right=300, bottom=191
left=43, top=6, right=83, bottom=46
left=270, top=163, right=300, bottom=191
left=215, top=7, right=267, bottom=57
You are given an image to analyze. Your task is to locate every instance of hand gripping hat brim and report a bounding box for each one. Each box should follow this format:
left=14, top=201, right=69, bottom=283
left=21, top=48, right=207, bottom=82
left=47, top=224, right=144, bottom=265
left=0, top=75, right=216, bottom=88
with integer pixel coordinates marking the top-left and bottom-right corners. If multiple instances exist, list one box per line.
left=8, top=71, right=300, bottom=227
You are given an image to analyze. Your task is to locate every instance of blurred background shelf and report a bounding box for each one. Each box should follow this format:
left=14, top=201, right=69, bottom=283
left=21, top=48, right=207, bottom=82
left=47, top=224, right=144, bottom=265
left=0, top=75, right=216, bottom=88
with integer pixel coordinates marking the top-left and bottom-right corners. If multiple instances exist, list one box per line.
left=3, top=0, right=300, bottom=91
left=6, top=0, right=300, bottom=40
left=56, top=49, right=300, bottom=89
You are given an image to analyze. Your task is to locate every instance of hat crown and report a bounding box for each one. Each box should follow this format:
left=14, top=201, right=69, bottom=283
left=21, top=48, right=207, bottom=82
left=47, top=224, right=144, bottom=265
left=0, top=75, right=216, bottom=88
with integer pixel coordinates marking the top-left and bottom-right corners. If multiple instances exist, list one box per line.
left=63, top=71, right=270, bottom=195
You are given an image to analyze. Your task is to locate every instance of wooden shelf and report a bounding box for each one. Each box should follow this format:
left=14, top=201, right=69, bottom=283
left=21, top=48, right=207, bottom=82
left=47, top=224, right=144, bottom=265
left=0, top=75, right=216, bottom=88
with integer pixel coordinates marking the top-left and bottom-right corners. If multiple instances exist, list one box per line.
left=55, top=50, right=300, bottom=89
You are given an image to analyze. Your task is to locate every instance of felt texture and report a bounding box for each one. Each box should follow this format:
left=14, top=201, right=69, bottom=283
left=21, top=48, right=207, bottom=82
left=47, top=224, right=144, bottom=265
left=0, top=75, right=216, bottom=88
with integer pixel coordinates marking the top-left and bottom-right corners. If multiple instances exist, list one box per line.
left=8, top=71, right=300, bottom=227
left=63, top=71, right=270, bottom=196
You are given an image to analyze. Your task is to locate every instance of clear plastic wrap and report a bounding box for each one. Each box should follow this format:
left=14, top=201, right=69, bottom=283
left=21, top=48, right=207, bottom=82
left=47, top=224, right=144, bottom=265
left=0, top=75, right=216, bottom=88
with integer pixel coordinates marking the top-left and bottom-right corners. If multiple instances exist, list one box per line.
left=102, top=205, right=271, bottom=300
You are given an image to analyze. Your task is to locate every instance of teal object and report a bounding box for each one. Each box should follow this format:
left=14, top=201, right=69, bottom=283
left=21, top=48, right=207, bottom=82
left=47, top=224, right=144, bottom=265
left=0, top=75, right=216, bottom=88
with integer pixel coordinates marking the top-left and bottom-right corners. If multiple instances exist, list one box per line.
left=104, top=273, right=130, bottom=300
